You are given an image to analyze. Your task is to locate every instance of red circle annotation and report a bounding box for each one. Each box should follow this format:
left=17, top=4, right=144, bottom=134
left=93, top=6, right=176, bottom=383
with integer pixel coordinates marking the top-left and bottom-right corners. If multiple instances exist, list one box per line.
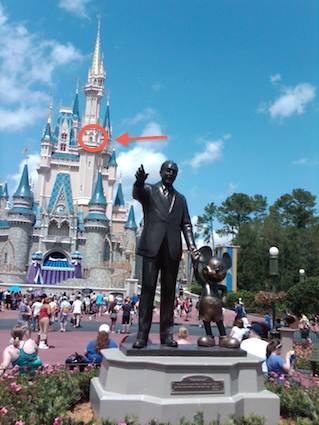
left=78, top=124, right=108, bottom=153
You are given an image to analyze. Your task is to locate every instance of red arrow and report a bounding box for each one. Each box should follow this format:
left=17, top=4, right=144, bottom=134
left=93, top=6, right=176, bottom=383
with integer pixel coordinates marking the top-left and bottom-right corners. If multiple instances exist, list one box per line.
left=115, top=132, right=168, bottom=146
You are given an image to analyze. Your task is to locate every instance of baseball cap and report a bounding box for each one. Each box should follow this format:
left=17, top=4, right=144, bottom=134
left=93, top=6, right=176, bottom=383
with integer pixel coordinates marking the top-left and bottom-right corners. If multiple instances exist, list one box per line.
left=99, top=324, right=110, bottom=333
left=250, top=323, right=263, bottom=337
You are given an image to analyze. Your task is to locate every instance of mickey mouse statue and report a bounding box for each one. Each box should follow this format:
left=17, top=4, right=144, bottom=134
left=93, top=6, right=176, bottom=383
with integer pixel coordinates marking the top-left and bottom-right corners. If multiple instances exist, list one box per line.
left=192, top=246, right=240, bottom=348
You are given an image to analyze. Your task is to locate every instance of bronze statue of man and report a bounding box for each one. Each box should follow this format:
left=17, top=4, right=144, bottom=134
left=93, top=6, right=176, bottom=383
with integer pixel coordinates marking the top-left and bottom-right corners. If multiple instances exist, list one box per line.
left=133, top=161, right=197, bottom=348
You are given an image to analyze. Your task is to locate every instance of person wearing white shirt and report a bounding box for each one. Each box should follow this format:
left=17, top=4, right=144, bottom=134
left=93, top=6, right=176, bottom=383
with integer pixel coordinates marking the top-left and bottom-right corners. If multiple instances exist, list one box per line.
left=72, top=296, right=83, bottom=328
left=31, top=298, right=42, bottom=331
left=240, top=323, right=268, bottom=374
left=229, top=319, right=248, bottom=343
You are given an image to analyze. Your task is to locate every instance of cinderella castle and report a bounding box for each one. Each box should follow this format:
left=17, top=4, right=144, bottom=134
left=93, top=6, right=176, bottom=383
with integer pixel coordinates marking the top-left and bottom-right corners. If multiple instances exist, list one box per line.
left=0, top=22, right=138, bottom=291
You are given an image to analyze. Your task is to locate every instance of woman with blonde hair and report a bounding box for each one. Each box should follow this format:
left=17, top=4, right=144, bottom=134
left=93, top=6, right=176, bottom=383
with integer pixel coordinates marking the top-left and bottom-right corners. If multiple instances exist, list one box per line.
left=176, top=326, right=191, bottom=344
left=38, top=297, right=51, bottom=349
left=0, top=326, right=42, bottom=375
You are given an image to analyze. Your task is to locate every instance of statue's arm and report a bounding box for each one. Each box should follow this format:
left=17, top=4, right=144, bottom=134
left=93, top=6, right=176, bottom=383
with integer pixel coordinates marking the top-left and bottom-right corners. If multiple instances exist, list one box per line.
left=181, top=196, right=196, bottom=251
left=133, top=164, right=150, bottom=203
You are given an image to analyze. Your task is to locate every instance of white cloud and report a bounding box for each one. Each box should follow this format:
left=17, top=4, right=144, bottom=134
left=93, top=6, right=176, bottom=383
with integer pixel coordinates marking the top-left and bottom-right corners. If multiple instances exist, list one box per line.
left=270, top=74, right=281, bottom=84
left=151, top=81, right=163, bottom=92
left=8, top=153, right=40, bottom=195
left=186, top=137, right=226, bottom=169
left=117, top=145, right=167, bottom=194
left=260, top=83, right=316, bottom=119
left=121, top=108, right=156, bottom=126
left=58, top=0, right=91, bottom=18
left=0, top=3, right=84, bottom=132
left=292, top=158, right=319, bottom=166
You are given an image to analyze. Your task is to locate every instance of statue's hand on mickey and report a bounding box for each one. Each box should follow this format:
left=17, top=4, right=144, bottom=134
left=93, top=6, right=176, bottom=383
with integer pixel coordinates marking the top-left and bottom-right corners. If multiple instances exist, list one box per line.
left=192, top=246, right=240, bottom=349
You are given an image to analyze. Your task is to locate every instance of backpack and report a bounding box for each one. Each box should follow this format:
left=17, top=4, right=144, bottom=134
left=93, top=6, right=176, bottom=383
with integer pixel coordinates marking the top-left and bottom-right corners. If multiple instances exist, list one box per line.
left=65, top=352, right=88, bottom=372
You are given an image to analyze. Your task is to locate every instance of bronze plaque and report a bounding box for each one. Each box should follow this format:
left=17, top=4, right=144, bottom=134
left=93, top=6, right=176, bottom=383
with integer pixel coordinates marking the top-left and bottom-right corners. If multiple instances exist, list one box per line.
left=171, top=375, right=224, bottom=395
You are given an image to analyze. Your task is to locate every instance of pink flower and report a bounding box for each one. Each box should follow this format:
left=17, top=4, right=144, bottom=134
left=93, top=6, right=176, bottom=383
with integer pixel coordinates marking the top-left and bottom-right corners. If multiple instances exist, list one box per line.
left=0, top=407, right=8, bottom=414
left=15, top=421, right=25, bottom=425
left=118, top=422, right=127, bottom=425
left=53, top=417, right=62, bottom=425
left=9, top=382, right=22, bottom=392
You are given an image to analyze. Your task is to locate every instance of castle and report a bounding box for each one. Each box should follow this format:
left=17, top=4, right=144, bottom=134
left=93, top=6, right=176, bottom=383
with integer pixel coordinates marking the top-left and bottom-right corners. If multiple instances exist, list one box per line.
left=0, top=22, right=137, bottom=290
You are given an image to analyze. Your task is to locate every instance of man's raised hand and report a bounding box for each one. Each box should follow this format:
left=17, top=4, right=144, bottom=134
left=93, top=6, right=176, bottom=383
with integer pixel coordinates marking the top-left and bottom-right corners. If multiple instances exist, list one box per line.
left=135, top=164, right=149, bottom=185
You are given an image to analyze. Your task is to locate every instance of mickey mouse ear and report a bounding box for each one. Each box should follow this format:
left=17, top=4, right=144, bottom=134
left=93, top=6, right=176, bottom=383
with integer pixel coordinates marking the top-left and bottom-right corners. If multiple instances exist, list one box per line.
left=198, top=246, right=213, bottom=264
left=222, top=253, right=232, bottom=270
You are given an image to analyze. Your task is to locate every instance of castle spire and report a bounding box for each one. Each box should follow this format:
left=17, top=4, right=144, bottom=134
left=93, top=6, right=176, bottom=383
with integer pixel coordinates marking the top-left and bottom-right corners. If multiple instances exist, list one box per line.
left=114, top=182, right=125, bottom=207
left=125, top=205, right=137, bottom=230
left=89, top=172, right=107, bottom=206
left=2, top=182, right=9, bottom=200
left=103, top=95, right=112, bottom=137
left=90, top=17, right=104, bottom=76
left=13, top=164, right=33, bottom=199
left=72, top=84, right=80, bottom=118
left=47, top=96, right=53, bottom=126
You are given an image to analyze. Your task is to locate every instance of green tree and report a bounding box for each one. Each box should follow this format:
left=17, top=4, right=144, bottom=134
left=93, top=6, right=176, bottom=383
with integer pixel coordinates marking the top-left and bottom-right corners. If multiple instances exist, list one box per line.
left=196, top=202, right=218, bottom=249
left=270, top=189, right=317, bottom=228
left=286, top=277, right=319, bottom=316
left=251, top=194, right=268, bottom=220
left=217, top=193, right=254, bottom=235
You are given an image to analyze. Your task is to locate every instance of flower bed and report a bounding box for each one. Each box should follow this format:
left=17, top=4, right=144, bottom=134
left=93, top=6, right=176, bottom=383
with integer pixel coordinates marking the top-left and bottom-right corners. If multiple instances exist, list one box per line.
left=0, top=364, right=98, bottom=425
left=1, top=363, right=319, bottom=425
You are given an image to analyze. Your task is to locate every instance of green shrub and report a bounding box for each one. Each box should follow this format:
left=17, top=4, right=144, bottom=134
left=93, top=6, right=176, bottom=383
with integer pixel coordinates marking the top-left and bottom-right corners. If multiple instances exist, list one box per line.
left=190, top=281, right=202, bottom=296
left=225, top=290, right=258, bottom=313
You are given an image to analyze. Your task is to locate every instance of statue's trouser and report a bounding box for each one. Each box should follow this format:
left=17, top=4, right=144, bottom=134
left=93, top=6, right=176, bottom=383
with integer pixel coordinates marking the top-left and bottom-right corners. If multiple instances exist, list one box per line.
left=203, top=320, right=226, bottom=337
left=137, top=241, right=179, bottom=342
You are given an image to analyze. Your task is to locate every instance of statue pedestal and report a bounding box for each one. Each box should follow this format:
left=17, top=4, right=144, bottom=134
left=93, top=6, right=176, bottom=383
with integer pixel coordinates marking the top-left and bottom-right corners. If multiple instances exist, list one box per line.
left=90, top=344, right=279, bottom=425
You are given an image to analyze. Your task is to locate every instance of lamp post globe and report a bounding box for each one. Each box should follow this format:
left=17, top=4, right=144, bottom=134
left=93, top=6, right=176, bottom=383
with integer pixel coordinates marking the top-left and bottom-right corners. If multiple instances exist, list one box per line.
left=269, top=246, right=279, bottom=257
left=299, top=268, right=306, bottom=283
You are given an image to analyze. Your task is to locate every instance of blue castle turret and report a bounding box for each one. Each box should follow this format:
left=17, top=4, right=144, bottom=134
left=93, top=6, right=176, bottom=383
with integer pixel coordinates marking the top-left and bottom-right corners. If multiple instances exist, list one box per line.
left=108, top=150, right=117, bottom=167
left=125, top=205, right=137, bottom=230
left=72, top=88, right=80, bottom=119
left=114, top=182, right=125, bottom=207
left=13, top=164, right=33, bottom=200
left=84, top=172, right=109, bottom=268
left=7, top=164, right=35, bottom=272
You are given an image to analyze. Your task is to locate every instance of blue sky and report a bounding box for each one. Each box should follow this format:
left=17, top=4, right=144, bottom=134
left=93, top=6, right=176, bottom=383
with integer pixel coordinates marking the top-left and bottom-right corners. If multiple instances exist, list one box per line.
left=0, top=0, right=318, bottom=232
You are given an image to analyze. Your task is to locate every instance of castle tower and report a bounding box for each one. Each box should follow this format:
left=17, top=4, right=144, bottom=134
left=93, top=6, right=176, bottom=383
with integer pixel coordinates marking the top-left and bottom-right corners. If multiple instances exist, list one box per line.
left=83, top=18, right=105, bottom=126
left=124, top=205, right=138, bottom=280
left=38, top=99, right=53, bottom=207
left=84, top=172, right=109, bottom=268
left=112, top=182, right=128, bottom=233
left=7, top=164, right=35, bottom=271
left=78, top=19, right=106, bottom=208
left=105, top=150, right=117, bottom=218
left=0, top=182, right=9, bottom=211
left=72, top=84, right=81, bottom=136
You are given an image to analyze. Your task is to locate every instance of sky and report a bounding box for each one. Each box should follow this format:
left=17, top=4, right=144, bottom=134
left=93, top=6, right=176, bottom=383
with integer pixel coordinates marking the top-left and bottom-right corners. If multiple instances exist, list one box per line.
left=0, top=0, right=318, bottom=236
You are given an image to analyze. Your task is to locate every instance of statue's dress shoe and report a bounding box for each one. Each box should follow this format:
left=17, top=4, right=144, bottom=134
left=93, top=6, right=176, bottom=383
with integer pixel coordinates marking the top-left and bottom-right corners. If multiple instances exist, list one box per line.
left=133, top=339, right=147, bottom=349
left=197, top=335, right=215, bottom=347
left=160, top=337, right=178, bottom=348
left=219, top=335, right=240, bottom=348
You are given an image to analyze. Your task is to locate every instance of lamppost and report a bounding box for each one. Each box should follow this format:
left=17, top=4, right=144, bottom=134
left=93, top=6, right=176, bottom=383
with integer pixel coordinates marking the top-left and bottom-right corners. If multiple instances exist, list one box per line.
left=269, top=246, right=279, bottom=335
left=299, top=268, right=306, bottom=283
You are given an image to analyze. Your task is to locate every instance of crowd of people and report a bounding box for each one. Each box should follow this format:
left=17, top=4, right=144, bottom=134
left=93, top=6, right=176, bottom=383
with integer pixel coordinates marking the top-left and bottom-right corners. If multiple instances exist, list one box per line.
left=0, top=288, right=318, bottom=382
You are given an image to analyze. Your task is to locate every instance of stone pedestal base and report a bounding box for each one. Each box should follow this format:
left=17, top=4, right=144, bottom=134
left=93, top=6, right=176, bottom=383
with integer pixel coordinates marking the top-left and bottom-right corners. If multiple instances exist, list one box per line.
left=90, top=347, right=279, bottom=425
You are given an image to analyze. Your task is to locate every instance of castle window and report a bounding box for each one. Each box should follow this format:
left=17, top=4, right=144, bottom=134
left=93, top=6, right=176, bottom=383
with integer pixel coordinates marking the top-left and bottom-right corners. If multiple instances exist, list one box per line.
left=61, top=133, right=67, bottom=141
left=4, top=252, right=7, bottom=264
left=60, top=143, right=66, bottom=152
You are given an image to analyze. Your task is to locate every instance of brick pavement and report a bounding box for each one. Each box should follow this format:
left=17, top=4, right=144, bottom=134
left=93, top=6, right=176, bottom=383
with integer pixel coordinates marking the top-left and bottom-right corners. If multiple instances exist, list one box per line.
left=0, top=307, right=263, bottom=365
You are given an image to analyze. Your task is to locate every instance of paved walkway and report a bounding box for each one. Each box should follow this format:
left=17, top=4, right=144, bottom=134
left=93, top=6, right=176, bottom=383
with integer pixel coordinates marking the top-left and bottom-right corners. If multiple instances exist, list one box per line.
left=0, top=308, right=263, bottom=365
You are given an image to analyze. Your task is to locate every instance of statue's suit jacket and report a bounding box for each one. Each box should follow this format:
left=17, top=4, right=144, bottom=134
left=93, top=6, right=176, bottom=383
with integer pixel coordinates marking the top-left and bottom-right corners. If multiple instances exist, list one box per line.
left=133, top=181, right=195, bottom=261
